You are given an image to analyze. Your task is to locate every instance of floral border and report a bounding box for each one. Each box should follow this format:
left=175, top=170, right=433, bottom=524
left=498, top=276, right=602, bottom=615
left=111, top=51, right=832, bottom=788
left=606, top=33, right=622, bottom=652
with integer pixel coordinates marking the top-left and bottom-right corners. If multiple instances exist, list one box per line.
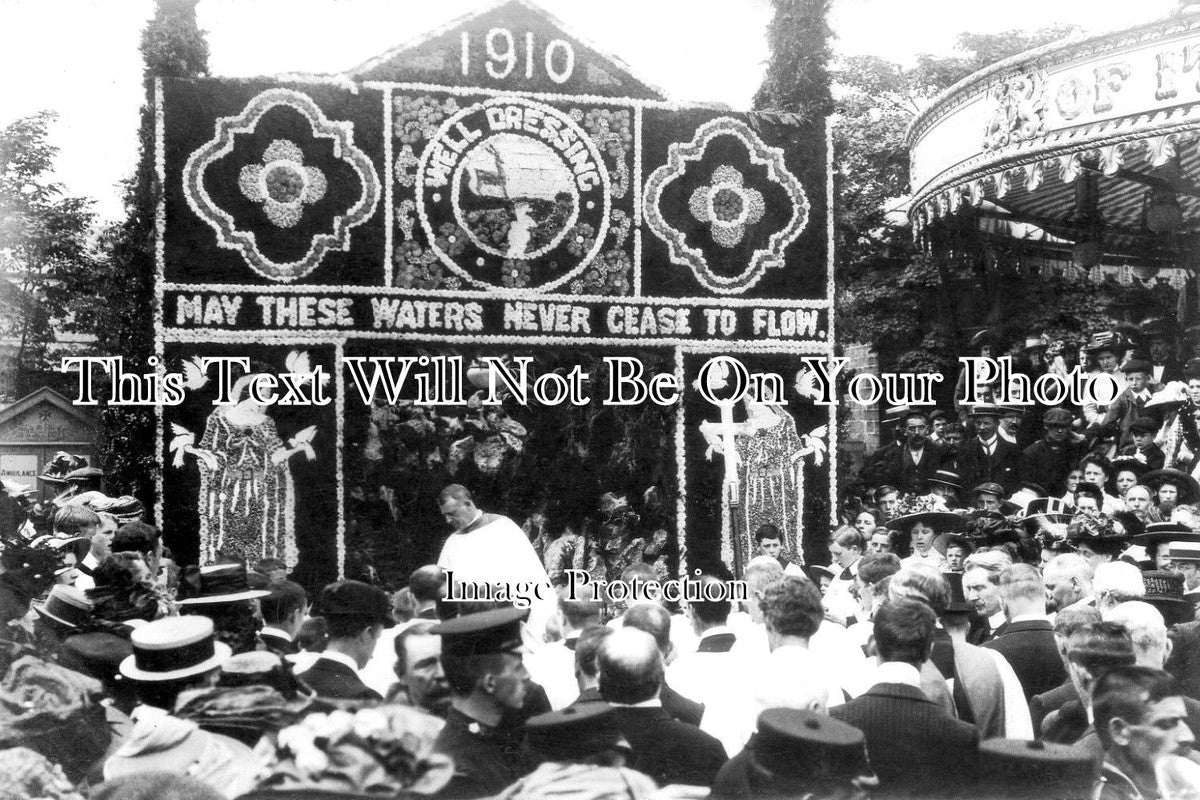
left=643, top=116, right=810, bottom=295
left=182, top=88, right=382, bottom=283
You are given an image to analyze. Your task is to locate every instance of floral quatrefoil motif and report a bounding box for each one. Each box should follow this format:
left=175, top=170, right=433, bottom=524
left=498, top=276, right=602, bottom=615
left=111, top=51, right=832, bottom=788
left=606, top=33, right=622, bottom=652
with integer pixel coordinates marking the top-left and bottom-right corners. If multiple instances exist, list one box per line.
left=643, top=117, right=809, bottom=295
left=182, top=88, right=380, bottom=283
left=238, top=140, right=328, bottom=229
left=688, top=166, right=765, bottom=247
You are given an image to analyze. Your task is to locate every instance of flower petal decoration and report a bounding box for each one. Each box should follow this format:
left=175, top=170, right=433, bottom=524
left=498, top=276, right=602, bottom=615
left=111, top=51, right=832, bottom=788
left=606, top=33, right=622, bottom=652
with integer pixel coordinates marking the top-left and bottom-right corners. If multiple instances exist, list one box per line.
left=643, top=117, right=809, bottom=295
left=183, top=89, right=380, bottom=283
left=688, top=165, right=766, bottom=247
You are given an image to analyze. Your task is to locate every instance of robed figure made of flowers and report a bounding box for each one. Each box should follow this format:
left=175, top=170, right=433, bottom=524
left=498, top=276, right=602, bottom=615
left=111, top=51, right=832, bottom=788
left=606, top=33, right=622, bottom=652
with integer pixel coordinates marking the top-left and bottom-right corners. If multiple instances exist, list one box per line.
left=697, top=364, right=827, bottom=567
left=168, top=351, right=322, bottom=569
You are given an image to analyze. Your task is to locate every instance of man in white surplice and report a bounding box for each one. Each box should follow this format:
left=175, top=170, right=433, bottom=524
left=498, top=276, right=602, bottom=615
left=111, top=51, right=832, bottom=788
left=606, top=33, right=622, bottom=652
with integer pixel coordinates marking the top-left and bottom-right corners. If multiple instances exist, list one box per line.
left=435, top=484, right=554, bottom=638
left=667, top=574, right=746, bottom=707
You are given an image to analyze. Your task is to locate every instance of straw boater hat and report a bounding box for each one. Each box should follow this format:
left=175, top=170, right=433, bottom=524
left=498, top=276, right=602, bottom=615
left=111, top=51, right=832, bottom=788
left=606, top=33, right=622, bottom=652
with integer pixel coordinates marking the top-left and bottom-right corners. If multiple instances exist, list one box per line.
left=32, top=584, right=94, bottom=630
left=1141, top=571, right=1196, bottom=627
left=1142, top=469, right=1200, bottom=505
left=118, top=615, right=232, bottom=682
left=1132, top=521, right=1200, bottom=549
left=1084, top=331, right=1131, bottom=355
left=968, top=403, right=1003, bottom=419
left=928, top=470, right=963, bottom=492
left=1019, top=335, right=1049, bottom=353
left=176, top=564, right=272, bottom=606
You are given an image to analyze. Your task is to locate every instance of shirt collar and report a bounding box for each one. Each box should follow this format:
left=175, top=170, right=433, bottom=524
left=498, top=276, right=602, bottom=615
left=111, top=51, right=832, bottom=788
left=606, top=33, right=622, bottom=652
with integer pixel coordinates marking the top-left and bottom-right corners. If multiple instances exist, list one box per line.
left=874, top=661, right=922, bottom=688
left=989, top=610, right=1007, bottom=630
left=979, top=435, right=997, bottom=447
left=1010, top=613, right=1051, bottom=624
left=81, top=552, right=99, bottom=569
left=318, top=650, right=361, bottom=673
left=609, top=698, right=662, bottom=708
left=699, top=625, right=734, bottom=640
left=261, top=626, right=292, bottom=642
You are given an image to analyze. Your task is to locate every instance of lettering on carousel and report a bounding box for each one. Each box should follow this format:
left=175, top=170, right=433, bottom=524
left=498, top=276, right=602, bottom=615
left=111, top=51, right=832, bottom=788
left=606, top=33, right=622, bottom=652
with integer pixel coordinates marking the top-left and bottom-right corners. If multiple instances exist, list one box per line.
left=1048, top=39, right=1200, bottom=122
left=166, top=291, right=826, bottom=342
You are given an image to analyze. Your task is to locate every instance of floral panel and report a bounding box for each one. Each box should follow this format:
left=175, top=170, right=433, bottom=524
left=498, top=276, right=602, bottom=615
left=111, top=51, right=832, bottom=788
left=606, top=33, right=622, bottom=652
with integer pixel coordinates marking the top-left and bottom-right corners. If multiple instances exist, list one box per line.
left=163, top=79, right=386, bottom=286
left=392, top=93, right=635, bottom=296
left=640, top=108, right=829, bottom=300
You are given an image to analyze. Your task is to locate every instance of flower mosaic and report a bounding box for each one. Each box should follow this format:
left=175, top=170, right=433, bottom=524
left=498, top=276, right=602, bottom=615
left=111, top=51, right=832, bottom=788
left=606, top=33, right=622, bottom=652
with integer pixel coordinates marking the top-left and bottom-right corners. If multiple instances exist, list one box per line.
left=688, top=165, right=765, bottom=247
left=238, top=140, right=328, bottom=229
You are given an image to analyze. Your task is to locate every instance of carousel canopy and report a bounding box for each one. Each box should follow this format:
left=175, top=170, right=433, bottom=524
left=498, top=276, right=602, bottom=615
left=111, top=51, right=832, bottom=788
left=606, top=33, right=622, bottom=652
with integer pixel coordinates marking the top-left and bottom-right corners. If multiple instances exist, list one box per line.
left=907, top=9, right=1200, bottom=268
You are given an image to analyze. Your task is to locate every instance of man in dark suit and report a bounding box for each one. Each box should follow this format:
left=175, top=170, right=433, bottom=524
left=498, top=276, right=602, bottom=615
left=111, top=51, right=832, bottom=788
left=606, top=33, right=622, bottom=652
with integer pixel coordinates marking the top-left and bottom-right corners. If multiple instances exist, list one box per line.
left=257, top=580, right=306, bottom=656
left=408, top=565, right=446, bottom=621
left=984, top=564, right=1066, bottom=701
left=1028, top=605, right=1101, bottom=735
left=432, top=607, right=535, bottom=799
left=1020, top=408, right=1085, bottom=497
left=866, top=409, right=948, bottom=494
left=568, top=625, right=611, bottom=706
left=960, top=404, right=1021, bottom=494
left=599, top=627, right=726, bottom=787
left=622, top=603, right=704, bottom=725
left=297, top=580, right=391, bottom=702
left=1141, top=318, right=1184, bottom=388
left=830, top=598, right=978, bottom=796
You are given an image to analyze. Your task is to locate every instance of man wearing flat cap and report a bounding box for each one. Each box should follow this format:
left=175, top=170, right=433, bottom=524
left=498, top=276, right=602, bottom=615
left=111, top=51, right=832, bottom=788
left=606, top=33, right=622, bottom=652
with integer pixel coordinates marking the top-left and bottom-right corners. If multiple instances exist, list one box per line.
left=432, top=607, right=535, bottom=799
left=1020, top=408, right=1085, bottom=497
left=296, top=580, right=392, bottom=702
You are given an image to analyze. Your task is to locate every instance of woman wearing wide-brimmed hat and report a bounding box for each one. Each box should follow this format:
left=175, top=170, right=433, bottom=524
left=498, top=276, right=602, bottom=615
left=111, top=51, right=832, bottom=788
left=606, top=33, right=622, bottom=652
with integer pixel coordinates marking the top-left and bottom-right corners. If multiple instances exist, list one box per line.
left=1142, top=467, right=1200, bottom=518
left=1063, top=510, right=1130, bottom=572
left=1081, top=331, right=1132, bottom=430
left=887, top=495, right=963, bottom=569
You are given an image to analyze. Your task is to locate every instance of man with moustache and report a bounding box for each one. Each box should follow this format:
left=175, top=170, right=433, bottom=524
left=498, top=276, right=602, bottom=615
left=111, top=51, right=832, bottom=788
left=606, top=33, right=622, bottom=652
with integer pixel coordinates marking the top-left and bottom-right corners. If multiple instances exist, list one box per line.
left=869, top=409, right=948, bottom=494
left=386, top=620, right=452, bottom=716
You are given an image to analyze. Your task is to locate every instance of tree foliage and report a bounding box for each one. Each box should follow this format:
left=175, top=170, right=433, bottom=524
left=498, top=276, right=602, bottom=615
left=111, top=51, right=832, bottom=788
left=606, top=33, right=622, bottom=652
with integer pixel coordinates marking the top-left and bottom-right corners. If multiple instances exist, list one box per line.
left=96, top=0, right=209, bottom=502
left=755, top=0, right=833, bottom=120
left=0, top=112, right=101, bottom=397
left=831, top=27, right=1169, bottom=384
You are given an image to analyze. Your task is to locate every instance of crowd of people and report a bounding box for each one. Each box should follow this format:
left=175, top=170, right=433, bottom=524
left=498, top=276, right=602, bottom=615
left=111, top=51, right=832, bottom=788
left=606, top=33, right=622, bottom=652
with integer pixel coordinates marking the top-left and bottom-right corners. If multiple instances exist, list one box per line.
left=2, top=319, right=1200, bottom=798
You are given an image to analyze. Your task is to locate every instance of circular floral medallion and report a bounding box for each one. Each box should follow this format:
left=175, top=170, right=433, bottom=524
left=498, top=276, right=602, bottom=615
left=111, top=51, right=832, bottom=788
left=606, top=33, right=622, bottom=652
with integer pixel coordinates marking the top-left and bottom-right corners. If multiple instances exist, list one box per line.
left=416, top=97, right=610, bottom=291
